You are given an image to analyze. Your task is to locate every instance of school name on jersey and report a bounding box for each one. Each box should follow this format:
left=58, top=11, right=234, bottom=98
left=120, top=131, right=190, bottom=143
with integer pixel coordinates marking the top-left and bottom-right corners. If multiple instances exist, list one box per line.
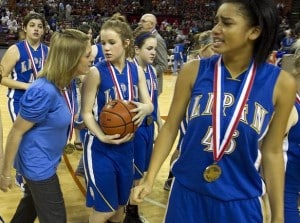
left=189, top=93, right=269, bottom=154
left=189, top=93, right=269, bottom=134
left=103, top=84, right=139, bottom=102
left=20, top=58, right=44, bottom=73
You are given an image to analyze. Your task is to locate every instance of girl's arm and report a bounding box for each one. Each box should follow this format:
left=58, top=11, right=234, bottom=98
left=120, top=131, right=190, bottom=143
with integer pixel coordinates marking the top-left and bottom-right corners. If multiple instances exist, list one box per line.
left=132, top=60, right=200, bottom=202
left=0, top=45, right=30, bottom=90
left=261, top=69, right=296, bottom=223
left=0, top=116, right=34, bottom=192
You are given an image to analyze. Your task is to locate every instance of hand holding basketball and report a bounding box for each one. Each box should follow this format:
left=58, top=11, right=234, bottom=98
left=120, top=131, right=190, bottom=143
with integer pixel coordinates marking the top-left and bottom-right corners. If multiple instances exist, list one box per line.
left=99, top=99, right=138, bottom=138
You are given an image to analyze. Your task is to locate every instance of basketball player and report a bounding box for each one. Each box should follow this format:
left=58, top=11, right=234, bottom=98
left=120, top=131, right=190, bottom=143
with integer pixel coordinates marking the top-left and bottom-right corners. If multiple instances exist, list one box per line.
left=132, top=0, right=296, bottom=222
left=81, top=13, right=153, bottom=223
left=123, top=28, right=163, bottom=223
left=0, top=12, right=48, bottom=122
left=284, top=40, right=300, bottom=223
left=138, top=13, right=168, bottom=95
left=0, top=29, right=93, bottom=223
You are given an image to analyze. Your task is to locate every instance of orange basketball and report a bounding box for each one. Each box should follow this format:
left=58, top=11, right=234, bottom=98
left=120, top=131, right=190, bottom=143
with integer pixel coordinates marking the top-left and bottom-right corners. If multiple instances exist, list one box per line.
left=99, top=99, right=138, bottom=138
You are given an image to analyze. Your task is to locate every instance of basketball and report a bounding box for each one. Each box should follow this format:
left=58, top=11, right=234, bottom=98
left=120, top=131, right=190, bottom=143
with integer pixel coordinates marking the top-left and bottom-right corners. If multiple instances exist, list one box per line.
left=99, top=99, right=138, bottom=138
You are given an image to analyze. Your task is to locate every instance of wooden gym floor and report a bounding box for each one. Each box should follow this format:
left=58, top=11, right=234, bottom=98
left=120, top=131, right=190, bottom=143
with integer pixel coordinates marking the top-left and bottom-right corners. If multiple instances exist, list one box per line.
left=0, top=72, right=179, bottom=223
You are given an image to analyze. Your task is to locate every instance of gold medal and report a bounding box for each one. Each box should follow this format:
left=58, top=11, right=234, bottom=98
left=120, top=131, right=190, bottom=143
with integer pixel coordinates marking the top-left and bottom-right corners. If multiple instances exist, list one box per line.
left=203, top=163, right=222, bottom=182
left=64, top=143, right=75, bottom=154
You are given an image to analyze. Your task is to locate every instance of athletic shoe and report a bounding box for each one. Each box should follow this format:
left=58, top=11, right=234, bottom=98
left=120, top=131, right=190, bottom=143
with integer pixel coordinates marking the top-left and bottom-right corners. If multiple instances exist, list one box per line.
left=163, top=178, right=173, bottom=191
left=15, top=172, right=25, bottom=192
left=123, top=205, right=149, bottom=223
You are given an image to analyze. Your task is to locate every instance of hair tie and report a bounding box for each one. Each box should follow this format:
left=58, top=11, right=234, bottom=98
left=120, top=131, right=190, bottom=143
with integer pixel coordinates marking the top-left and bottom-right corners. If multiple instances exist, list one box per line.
left=134, top=32, right=153, bottom=46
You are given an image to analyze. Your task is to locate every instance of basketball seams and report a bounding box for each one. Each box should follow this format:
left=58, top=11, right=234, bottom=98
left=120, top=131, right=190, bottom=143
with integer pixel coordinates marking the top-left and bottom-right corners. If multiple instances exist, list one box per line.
left=119, top=100, right=136, bottom=119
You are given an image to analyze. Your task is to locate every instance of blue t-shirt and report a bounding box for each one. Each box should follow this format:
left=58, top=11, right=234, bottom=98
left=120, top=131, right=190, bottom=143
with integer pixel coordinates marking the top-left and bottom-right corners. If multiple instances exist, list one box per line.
left=14, top=77, right=71, bottom=181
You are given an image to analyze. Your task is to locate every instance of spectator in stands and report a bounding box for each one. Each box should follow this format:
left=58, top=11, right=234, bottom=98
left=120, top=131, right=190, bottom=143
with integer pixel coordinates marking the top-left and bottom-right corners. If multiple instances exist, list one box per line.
left=138, top=13, right=168, bottom=95
left=6, top=15, right=18, bottom=34
left=65, top=3, right=72, bottom=21
left=280, top=29, right=295, bottom=53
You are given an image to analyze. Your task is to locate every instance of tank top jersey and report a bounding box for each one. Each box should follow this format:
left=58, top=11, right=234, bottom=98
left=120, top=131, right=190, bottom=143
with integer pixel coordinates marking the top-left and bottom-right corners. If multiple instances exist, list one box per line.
left=93, top=44, right=105, bottom=64
left=284, top=95, right=300, bottom=192
left=131, top=60, right=159, bottom=123
left=87, top=59, right=139, bottom=150
left=7, top=40, right=48, bottom=101
left=172, top=55, right=281, bottom=201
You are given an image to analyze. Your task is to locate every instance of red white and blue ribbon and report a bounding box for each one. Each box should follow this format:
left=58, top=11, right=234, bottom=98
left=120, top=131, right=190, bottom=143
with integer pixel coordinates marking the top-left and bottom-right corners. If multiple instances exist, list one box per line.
left=24, top=40, right=45, bottom=80
left=107, top=61, right=134, bottom=100
left=62, top=87, right=75, bottom=141
left=212, top=56, right=257, bottom=161
left=133, top=58, right=154, bottom=102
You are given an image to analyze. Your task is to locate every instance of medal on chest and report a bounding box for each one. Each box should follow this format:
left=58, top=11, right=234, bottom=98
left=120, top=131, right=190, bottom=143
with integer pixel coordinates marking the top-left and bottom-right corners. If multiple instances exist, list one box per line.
left=203, top=57, right=257, bottom=182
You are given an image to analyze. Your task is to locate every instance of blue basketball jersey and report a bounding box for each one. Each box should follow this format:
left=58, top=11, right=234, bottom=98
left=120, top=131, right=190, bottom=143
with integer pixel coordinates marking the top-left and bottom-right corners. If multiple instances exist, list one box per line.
left=284, top=96, right=300, bottom=223
left=7, top=40, right=49, bottom=101
left=172, top=55, right=281, bottom=201
left=132, top=63, right=158, bottom=179
left=86, top=59, right=139, bottom=152
left=144, top=64, right=159, bottom=121
left=93, top=44, right=105, bottom=64
left=84, top=60, right=140, bottom=211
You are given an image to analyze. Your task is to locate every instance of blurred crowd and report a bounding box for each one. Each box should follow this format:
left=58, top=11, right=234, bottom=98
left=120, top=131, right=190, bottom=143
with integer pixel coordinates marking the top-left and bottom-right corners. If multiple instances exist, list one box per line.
left=0, top=0, right=299, bottom=55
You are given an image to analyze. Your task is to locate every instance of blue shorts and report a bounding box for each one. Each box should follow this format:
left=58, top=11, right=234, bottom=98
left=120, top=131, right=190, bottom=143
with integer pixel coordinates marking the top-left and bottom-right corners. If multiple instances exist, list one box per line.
left=84, top=134, right=134, bottom=212
left=165, top=179, right=267, bottom=223
left=8, top=98, right=20, bottom=122
left=133, top=123, right=154, bottom=180
left=284, top=192, right=300, bottom=223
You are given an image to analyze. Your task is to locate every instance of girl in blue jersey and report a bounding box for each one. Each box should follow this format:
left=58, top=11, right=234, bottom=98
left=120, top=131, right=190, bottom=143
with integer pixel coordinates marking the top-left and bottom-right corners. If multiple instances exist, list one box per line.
left=133, top=0, right=296, bottom=223
left=124, top=28, right=163, bottom=223
left=284, top=40, right=300, bottom=223
left=81, top=13, right=153, bottom=223
left=0, top=12, right=49, bottom=122
left=0, top=29, right=93, bottom=223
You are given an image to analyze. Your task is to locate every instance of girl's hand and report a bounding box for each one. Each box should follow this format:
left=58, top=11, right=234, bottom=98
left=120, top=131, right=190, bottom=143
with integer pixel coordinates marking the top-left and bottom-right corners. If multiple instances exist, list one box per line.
left=99, top=133, right=134, bottom=144
left=130, top=101, right=152, bottom=127
left=130, top=180, right=153, bottom=204
left=0, top=174, right=13, bottom=192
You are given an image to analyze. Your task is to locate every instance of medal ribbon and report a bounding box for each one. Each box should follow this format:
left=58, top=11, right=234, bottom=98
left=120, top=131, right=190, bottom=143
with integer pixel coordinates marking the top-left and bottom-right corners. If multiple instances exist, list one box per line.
left=107, top=61, right=134, bottom=100
left=147, top=65, right=155, bottom=102
left=24, top=41, right=45, bottom=80
left=212, top=57, right=257, bottom=161
left=133, top=58, right=154, bottom=102
left=62, top=87, right=75, bottom=141
left=296, top=93, right=300, bottom=104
